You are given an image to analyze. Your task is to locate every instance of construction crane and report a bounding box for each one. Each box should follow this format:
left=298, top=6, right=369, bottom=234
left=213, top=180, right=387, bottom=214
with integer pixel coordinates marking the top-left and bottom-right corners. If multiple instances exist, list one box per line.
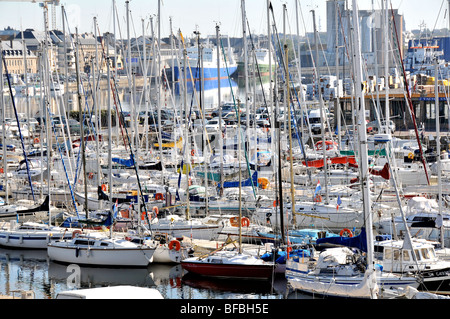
left=0, top=0, right=60, bottom=29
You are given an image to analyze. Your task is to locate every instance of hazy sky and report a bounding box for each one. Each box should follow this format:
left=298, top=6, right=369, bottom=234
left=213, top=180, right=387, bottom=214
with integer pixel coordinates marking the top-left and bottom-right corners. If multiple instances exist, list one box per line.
left=0, top=0, right=447, bottom=39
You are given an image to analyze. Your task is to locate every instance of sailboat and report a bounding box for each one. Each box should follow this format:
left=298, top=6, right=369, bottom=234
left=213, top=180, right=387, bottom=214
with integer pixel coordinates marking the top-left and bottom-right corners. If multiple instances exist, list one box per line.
left=0, top=220, right=74, bottom=249
left=47, top=230, right=156, bottom=267
left=181, top=14, right=275, bottom=278
left=285, top=2, right=419, bottom=298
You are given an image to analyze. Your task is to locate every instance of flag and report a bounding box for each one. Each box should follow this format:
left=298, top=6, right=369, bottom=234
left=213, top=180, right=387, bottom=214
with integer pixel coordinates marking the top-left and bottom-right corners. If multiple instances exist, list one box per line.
left=112, top=199, right=119, bottom=219
left=336, top=195, right=342, bottom=211
left=314, top=180, right=321, bottom=197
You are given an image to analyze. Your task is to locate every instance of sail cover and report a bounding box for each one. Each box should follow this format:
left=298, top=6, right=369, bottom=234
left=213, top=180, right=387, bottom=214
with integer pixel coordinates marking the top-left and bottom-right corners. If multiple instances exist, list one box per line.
left=316, top=227, right=367, bottom=252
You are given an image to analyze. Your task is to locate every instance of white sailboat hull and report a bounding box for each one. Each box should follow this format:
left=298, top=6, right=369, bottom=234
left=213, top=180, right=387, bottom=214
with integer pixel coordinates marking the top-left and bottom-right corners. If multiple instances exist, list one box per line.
left=48, top=238, right=155, bottom=267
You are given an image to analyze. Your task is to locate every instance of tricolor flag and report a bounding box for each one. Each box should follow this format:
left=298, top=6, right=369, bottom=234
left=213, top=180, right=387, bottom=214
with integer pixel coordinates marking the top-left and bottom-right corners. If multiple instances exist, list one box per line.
left=314, top=180, right=321, bottom=197
left=112, top=199, right=119, bottom=219
left=337, top=195, right=342, bottom=211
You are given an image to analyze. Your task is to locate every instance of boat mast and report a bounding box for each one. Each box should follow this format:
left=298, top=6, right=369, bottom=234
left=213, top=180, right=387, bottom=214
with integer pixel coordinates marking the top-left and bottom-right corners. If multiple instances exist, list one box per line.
left=285, top=43, right=296, bottom=228
left=182, top=32, right=190, bottom=220
left=0, top=41, right=7, bottom=205
left=351, top=0, right=374, bottom=271
left=107, top=35, right=113, bottom=238
left=384, top=0, right=390, bottom=134
left=241, top=0, right=250, bottom=146
left=238, top=99, right=243, bottom=254
left=312, top=9, right=329, bottom=204
left=74, top=28, right=88, bottom=219
left=435, top=60, right=445, bottom=248
left=216, top=24, right=224, bottom=197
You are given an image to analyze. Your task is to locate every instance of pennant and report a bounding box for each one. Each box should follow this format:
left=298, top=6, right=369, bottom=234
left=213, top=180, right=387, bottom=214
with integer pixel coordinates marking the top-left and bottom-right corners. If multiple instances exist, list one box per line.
left=337, top=195, right=342, bottom=211
left=112, top=199, right=119, bottom=219
left=314, top=180, right=321, bottom=197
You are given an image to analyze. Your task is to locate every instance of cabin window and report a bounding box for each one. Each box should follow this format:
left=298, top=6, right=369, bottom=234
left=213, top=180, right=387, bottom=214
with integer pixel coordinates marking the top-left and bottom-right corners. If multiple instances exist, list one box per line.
left=428, top=248, right=436, bottom=259
left=74, top=240, right=95, bottom=246
left=100, top=242, right=109, bottom=247
left=420, top=248, right=430, bottom=260
left=414, top=249, right=422, bottom=261
left=393, top=249, right=400, bottom=261
left=384, top=248, right=391, bottom=259
left=402, top=250, right=410, bottom=262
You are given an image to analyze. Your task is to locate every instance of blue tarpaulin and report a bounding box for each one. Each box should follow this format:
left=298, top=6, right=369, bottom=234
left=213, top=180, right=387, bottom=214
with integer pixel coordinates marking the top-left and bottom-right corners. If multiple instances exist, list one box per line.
left=316, top=227, right=368, bottom=252
left=112, top=155, right=135, bottom=167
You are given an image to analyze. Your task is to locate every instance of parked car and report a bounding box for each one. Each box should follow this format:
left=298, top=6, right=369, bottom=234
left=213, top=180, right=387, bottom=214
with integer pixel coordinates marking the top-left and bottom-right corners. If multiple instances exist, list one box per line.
left=205, top=118, right=226, bottom=133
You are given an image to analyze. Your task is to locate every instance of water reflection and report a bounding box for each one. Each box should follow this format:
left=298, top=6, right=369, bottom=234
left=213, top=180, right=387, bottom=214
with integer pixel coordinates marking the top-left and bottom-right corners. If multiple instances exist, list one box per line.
left=0, top=247, right=288, bottom=299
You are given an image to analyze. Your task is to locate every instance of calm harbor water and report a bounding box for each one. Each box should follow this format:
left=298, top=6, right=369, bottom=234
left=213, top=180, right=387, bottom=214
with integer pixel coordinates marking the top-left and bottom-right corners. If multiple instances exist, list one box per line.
left=0, top=246, right=305, bottom=300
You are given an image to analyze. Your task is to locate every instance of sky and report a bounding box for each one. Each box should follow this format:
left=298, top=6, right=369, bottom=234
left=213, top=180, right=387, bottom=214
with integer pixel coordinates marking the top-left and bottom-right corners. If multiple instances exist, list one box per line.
left=0, top=0, right=448, bottom=39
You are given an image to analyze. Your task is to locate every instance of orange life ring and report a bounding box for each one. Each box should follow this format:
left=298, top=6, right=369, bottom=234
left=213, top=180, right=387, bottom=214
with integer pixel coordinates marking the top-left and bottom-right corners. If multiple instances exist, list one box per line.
left=169, top=239, right=181, bottom=251
left=152, top=206, right=159, bottom=215
left=188, top=178, right=192, bottom=186
left=72, top=230, right=82, bottom=238
left=0, top=168, right=3, bottom=174
left=229, top=217, right=239, bottom=227
left=339, top=228, right=353, bottom=237
left=241, top=217, right=250, bottom=227
left=155, top=193, right=163, bottom=201
left=273, top=200, right=279, bottom=207
left=314, top=194, right=322, bottom=202
left=141, top=211, right=147, bottom=221
left=88, top=172, right=94, bottom=179
left=33, top=137, right=40, bottom=144
left=191, top=149, right=195, bottom=156
left=101, top=184, right=107, bottom=192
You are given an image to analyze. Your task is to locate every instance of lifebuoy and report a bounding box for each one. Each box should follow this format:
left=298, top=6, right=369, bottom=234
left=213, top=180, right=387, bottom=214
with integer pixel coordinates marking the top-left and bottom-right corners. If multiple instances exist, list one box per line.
left=33, top=137, right=40, bottom=144
left=155, top=193, right=163, bottom=201
left=0, top=168, right=3, bottom=174
left=273, top=200, right=279, bottom=207
left=169, top=239, right=181, bottom=251
left=241, top=217, right=250, bottom=227
left=88, top=172, right=94, bottom=179
left=101, top=184, right=107, bottom=192
left=191, top=149, right=195, bottom=156
left=152, top=206, right=159, bottom=216
left=72, top=230, right=82, bottom=238
left=339, top=228, right=353, bottom=237
left=314, top=194, right=322, bottom=202
left=188, top=178, right=192, bottom=186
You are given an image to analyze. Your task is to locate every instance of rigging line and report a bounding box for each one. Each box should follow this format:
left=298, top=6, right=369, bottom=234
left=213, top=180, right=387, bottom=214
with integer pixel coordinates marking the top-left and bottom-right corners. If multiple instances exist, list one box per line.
left=219, top=37, right=257, bottom=200
left=390, top=2, right=430, bottom=185
left=245, top=18, right=270, bottom=126
left=93, top=18, right=151, bottom=225
left=93, top=25, right=129, bottom=151
left=269, top=18, right=305, bottom=153
left=1, top=55, right=35, bottom=201
left=283, top=3, right=320, bottom=154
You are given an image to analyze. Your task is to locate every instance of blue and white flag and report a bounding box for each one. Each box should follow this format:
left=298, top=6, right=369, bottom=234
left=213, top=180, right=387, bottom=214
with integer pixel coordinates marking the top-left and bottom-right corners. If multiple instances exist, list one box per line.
left=314, top=180, right=321, bottom=197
